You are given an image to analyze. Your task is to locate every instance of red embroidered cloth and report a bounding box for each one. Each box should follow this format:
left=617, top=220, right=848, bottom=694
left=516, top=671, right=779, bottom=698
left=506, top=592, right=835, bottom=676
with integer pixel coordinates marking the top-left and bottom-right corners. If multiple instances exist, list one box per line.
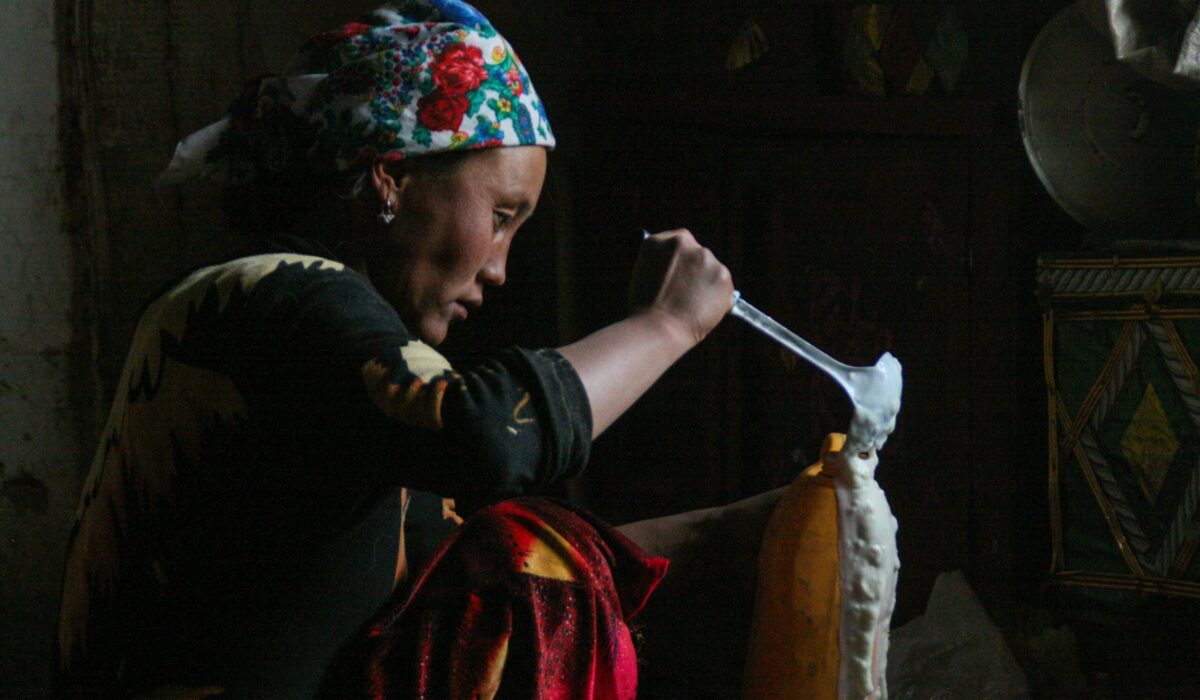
left=357, top=497, right=668, bottom=699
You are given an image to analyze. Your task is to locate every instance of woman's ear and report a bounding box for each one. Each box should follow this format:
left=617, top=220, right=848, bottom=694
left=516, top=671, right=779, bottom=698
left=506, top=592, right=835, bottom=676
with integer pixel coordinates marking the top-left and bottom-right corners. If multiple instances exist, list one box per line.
left=369, top=160, right=404, bottom=210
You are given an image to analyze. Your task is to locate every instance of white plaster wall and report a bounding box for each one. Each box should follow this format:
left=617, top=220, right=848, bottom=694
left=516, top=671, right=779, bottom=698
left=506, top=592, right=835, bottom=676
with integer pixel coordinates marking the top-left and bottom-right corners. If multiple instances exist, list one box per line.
left=0, top=0, right=79, bottom=694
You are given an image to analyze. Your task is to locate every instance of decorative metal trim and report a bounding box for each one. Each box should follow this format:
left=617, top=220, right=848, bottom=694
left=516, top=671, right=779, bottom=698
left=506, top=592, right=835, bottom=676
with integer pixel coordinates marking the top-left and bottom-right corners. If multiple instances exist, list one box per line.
left=1174, top=520, right=1200, bottom=577
left=1042, top=257, right=1200, bottom=596
left=1145, top=318, right=1200, bottom=577
left=1059, top=321, right=1143, bottom=457
left=1049, top=570, right=1200, bottom=597
left=1046, top=309, right=1065, bottom=573
left=1060, top=308, right=1200, bottom=322
left=1079, top=426, right=1158, bottom=575
left=1039, top=257, right=1200, bottom=298
left=1054, top=395, right=1146, bottom=576
left=1167, top=462, right=1200, bottom=577
left=1040, top=256, right=1200, bottom=269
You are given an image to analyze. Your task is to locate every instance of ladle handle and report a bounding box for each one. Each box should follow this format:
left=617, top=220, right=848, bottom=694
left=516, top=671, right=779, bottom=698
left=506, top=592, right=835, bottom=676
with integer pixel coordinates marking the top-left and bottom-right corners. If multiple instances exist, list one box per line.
left=729, top=292, right=856, bottom=398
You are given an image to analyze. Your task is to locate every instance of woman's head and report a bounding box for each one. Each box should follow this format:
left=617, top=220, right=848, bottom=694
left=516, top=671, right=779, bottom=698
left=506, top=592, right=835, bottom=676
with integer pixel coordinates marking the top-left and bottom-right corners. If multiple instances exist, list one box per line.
left=164, top=1, right=556, bottom=344
left=364, top=144, right=547, bottom=345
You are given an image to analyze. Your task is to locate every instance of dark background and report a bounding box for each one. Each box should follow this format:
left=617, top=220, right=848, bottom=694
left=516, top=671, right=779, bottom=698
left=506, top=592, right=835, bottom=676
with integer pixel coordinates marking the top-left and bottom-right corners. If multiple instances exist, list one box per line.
left=27, top=0, right=1195, bottom=696
left=463, top=0, right=1072, bottom=618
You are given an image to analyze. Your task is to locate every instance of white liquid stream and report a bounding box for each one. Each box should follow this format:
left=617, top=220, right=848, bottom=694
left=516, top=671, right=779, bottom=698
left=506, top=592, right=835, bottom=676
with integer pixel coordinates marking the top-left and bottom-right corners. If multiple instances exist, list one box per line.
left=832, top=363, right=902, bottom=700
left=831, top=441, right=899, bottom=700
left=830, top=355, right=902, bottom=700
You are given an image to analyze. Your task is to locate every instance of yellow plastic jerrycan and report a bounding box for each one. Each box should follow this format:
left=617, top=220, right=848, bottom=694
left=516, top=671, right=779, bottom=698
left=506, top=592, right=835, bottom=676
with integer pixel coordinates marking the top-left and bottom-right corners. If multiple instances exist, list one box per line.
left=742, top=433, right=846, bottom=699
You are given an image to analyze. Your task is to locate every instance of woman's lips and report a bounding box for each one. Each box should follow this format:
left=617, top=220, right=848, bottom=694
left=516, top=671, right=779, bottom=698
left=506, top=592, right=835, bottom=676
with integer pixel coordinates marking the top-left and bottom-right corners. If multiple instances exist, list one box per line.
left=455, top=297, right=482, bottom=320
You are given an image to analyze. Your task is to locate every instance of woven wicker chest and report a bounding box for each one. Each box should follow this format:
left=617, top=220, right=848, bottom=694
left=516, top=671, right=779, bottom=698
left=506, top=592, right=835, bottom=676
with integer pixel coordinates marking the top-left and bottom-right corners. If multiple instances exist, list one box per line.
left=1039, top=255, right=1200, bottom=598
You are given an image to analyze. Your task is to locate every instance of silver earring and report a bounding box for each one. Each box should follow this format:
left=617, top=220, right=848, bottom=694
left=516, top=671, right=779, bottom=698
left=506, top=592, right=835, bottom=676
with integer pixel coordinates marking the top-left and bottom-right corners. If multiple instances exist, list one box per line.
left=378, top=201, right=395, bottom=225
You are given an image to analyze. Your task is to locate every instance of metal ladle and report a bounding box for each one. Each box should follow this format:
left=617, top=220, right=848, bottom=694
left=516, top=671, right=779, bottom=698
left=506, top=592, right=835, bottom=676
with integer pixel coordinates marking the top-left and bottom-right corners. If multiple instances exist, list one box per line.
left=729, top=291, right=903, bottom=452
left=637, top=230, right=902, bottom=451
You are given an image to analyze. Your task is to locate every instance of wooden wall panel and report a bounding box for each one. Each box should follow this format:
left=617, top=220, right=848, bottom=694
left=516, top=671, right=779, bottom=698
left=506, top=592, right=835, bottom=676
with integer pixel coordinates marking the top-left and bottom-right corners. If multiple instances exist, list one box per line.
left=74, top=0, right=375, bottom=399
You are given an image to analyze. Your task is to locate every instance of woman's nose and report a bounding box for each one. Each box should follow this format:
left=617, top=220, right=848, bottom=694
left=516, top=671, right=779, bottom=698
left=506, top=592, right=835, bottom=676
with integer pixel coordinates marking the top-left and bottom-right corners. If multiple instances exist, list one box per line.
left=479, top=252, right=507, bottom=287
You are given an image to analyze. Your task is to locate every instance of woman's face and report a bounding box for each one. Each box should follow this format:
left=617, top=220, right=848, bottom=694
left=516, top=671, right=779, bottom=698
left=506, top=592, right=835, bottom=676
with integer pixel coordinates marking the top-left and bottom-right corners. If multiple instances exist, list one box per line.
left=368, top=146, right=547, bottom=345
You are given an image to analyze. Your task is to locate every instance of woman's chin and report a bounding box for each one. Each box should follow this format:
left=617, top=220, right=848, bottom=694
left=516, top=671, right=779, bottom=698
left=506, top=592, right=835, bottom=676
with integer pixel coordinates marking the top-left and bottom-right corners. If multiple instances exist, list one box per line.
left=413, top=317, right=450, bottom=346
left=425, top=325, right=450, bottom=346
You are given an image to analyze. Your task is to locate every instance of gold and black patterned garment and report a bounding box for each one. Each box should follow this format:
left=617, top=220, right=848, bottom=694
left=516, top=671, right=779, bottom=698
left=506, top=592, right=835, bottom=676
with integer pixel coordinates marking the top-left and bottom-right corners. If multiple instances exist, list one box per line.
left=54, top=244, right=592, bottom=697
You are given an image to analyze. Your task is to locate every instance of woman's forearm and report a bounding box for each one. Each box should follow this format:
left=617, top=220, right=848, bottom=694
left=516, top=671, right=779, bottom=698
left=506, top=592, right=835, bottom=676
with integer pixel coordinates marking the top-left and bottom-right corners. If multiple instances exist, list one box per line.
left=561, top=228, right=734, bottom=439
left=557, top=309, right=697, bottom=438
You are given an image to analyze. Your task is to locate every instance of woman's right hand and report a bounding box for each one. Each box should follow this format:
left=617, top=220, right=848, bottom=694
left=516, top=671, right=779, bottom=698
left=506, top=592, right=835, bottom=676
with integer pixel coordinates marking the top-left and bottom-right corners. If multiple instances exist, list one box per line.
left=629, top=229, right=735, bottom=345
left=558, top=228, right=734, bottom=437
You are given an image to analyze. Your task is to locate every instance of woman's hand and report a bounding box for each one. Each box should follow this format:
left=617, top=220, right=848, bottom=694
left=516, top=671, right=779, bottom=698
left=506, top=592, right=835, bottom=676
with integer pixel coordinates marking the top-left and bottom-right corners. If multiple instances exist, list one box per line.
left=629, top=229, right=734, bottom=345
left=558, top=228, right=734, bottom=438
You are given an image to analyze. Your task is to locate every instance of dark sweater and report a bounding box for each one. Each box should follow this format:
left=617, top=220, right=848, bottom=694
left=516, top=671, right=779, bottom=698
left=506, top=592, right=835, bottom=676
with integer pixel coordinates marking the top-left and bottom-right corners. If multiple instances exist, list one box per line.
left=54, top=243, right=591, bottom=697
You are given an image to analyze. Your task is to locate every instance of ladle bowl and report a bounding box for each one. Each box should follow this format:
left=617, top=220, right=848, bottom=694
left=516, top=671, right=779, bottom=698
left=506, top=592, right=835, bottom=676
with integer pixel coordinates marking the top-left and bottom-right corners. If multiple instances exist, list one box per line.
left=729, top=292, right=903, bottom=453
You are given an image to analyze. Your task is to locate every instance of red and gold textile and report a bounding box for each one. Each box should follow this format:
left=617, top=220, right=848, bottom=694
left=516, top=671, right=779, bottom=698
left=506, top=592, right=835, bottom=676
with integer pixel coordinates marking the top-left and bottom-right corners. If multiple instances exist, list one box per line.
left=360, top=497, right=668, bottom=699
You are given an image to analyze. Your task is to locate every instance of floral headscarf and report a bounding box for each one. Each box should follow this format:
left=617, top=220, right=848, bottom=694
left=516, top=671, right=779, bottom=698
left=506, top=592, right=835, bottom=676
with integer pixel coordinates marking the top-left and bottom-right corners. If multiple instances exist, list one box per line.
left=160, top=0, right=554, bottom=185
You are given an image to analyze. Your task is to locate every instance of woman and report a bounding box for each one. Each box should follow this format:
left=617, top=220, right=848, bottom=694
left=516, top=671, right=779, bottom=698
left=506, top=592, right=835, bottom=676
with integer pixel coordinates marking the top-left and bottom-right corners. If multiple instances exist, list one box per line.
left=56, top=1, right=742, bottom=697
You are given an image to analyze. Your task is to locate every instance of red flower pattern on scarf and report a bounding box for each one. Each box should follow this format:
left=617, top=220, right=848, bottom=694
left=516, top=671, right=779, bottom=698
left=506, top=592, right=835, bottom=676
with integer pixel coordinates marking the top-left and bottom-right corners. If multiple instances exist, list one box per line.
left=339, top=22, right=371, bottom=39
left=171, top=6, right=556, bottom=182
left=311, top=21, right=371, bottom=48
left=432, top=44, right=487, bottom=96
left=416, top=90, right=469, bottom=131
left=506, top=67, right=524, bottom=96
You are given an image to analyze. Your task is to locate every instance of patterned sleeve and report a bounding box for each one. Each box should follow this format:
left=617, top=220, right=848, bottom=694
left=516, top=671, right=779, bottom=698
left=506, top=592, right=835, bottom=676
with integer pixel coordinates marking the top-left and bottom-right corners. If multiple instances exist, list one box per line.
left=284, top=263, right=592, bottom=503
